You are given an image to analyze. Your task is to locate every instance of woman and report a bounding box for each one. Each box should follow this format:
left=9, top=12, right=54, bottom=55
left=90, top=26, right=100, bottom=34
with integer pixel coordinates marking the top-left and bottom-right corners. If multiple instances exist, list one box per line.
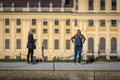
left=27, top=29, right=35, bottom=64
left=71, top=29, right=86, bottom=64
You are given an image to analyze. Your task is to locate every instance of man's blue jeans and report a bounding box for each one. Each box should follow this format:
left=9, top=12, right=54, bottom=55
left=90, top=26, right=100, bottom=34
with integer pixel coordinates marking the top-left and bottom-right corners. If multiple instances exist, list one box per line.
left=74, top=46, right=82, bottom=63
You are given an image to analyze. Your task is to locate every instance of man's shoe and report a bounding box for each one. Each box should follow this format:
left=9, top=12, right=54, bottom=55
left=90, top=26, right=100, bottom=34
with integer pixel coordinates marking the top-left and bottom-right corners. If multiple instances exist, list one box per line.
left=31, top=62, right=36, bottom=64
left=27, top=62, right=30, bottom=64
left=74, top=62, right=77, bottom=65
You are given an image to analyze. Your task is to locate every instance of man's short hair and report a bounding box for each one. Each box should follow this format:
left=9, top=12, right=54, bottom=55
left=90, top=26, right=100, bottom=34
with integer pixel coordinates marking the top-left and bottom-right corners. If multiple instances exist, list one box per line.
left=77, top=29, right=81, bottom=31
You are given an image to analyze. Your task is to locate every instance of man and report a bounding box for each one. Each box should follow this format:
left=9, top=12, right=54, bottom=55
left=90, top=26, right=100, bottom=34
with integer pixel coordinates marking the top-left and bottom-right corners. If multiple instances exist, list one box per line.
left=71, top=29, right=86, bottom=64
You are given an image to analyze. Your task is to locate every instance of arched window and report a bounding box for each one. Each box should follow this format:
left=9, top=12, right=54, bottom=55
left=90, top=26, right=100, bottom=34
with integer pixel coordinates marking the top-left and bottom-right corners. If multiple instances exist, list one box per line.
left=100, top=37, right=106, bottom=53
left=111, top=37, right=117, bottom=53
left=88, top=37, right=94, bottom=53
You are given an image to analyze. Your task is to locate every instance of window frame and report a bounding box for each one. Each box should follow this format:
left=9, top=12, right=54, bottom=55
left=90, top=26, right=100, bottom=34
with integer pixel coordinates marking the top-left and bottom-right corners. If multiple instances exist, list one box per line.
left=43, top=29, right=48, bottom=33
left=54, top=39, right=59, bottom=50
left=111, top=20, right=117, bottom=27
left=74, top=19, right=78, bottom=26
left=66, top=39, right=70, bottom=50
left=88, top=19, right=94, bottom=26
left=5, top=19, right=10, bottom=25
left=100, top=0, right=105, bottom=10
left=66, top=19, right=70, bottom=26
left=112, top=0, right=117, bottom=10
left=32, top=19, right=36, bottom=26
left=43, top=19, right=48, bottom=26
left=43, top=39, right=48, bottom=49
left=66, top=29, right=70, bottom=34
left=16, top=19, right=21, bottom=25
left=100, top=20, right=105, bottom=27
left=5, top=39, right=10, bottom=49
left=5, top=28, right=10, bottom=33
left=88, top=0, right=94, bottom=10
left=54, top=19, right=59, bottom=26
left=16, top=39, right=21, bottom=49
left=31, top=29, right=36, bottom=33
left=54, top=29, right=59, bottom=34
left=16, top=28, right=21, bottom=33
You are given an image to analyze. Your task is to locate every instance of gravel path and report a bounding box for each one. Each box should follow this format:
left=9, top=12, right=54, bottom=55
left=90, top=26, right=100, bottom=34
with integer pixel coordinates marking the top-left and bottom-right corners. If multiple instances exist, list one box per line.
left=0, top=62, right=120, bottom=70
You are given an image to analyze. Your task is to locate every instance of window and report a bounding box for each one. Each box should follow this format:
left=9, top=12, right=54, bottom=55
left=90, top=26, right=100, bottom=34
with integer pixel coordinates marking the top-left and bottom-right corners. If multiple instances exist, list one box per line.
left=112, top=0, right=116, bottom=10
left=64, top=0, right=70, bottom=7
left=88, top=20, right=94, bottom=26
left=100, top=37, right=106, bottom=53
left=5, top=19, right=10, bottom=25
left=111, top=20, right=117, bottom=26
left=43, top=19, right=48, bottom=26
left=88, top=37, right=94, bottom=53
left=66, top=29, right=70, bottom=33
left=54, top=19, right=59, bottom=26
left=66, top=19, right=70, bottom=26
left=31, top=29, right=36, bottom=33
left=43, top=39, right=48, bottom=49
left=66, top=39, right=70, bottom=49
left=100, top=20, right=105, bottom=26
left=32, top=19, right=36, bottom=25
left=5, top=39, right=10, bottom=49
left=74, top=19, right=78, bottom=26
left=100, top=0, right=105, bottom=10
left=16, top=39, right=21, bottom=49
left=89, top=0, right=94, bottom=10
left=75, top=0, right=78, bottom=10
left=16, top=19, right=21, bottom=25
left=111, top=37, right=117, bottom=53
left=54, top=39, right=59, bottom=49
left=54, top=29, right=59, bottom=33
left=43, top=29, right=48, bottom=33
left=16, top=29, right=21, bottom=33
left=5, top=28, right=10, bottom=33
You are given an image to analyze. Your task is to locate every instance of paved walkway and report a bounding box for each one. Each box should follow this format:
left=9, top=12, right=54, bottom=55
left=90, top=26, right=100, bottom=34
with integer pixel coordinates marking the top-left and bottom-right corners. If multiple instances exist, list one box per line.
left=0, top=62, right=120, bottom=70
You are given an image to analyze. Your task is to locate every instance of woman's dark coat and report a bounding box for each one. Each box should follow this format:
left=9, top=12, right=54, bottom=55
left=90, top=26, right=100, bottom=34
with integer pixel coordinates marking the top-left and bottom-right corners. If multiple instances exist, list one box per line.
left=27, top=34, right=35, bottom=49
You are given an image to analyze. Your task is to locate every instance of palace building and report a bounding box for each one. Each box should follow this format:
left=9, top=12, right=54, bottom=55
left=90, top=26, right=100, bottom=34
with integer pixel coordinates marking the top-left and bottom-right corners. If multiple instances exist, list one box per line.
left=0, top=0, right=120, bottom=60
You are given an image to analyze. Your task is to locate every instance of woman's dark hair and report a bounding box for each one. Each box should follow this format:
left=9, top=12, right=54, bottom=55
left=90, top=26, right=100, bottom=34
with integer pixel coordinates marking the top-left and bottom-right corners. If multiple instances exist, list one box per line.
left=77, top=29, right=81, bottom=31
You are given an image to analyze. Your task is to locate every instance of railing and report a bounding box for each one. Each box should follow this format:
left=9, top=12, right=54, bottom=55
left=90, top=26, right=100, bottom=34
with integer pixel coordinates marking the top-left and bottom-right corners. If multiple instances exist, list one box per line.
left=30, top=8, right=38, bottom=12
left=100, top=50, right=106, bottom=53
left=87, top=50, right=94, bottom=53
left=64, top=7, right=73, bottom=12
left=110, top=50, right=118, bottom=53
left=14, top=7, right=23, bottom=12
left=3, top=7, right=12, bottom=12
left=87, top=50, right=119, bottom=54
left=41, top=8, right=49, bottom=12
left=53, top=8, right=61, bottom=12
left=0, top=7, right=73, bottom=12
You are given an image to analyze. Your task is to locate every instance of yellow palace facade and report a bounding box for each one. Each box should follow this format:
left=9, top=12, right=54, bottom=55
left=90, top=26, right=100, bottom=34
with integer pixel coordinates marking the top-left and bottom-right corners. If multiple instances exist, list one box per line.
left=0, top=0, right=120, bottom=60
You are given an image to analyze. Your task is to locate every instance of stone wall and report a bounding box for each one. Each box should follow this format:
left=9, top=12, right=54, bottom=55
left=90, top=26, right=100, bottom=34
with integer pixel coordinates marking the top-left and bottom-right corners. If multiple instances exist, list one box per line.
left=0, top=71, right=120, bottom=80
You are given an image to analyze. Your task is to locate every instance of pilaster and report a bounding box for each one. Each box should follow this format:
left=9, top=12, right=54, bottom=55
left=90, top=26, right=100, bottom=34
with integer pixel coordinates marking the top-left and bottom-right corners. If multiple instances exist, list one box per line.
left=60, top=19, right=65, bottom=53
left=11, top=19, right=15, bottom=51
left=0, top=19, right=4, bottom=51
left=106, top=19, right=110, bottom=60
left=49, top=19, right=53, bottom=52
